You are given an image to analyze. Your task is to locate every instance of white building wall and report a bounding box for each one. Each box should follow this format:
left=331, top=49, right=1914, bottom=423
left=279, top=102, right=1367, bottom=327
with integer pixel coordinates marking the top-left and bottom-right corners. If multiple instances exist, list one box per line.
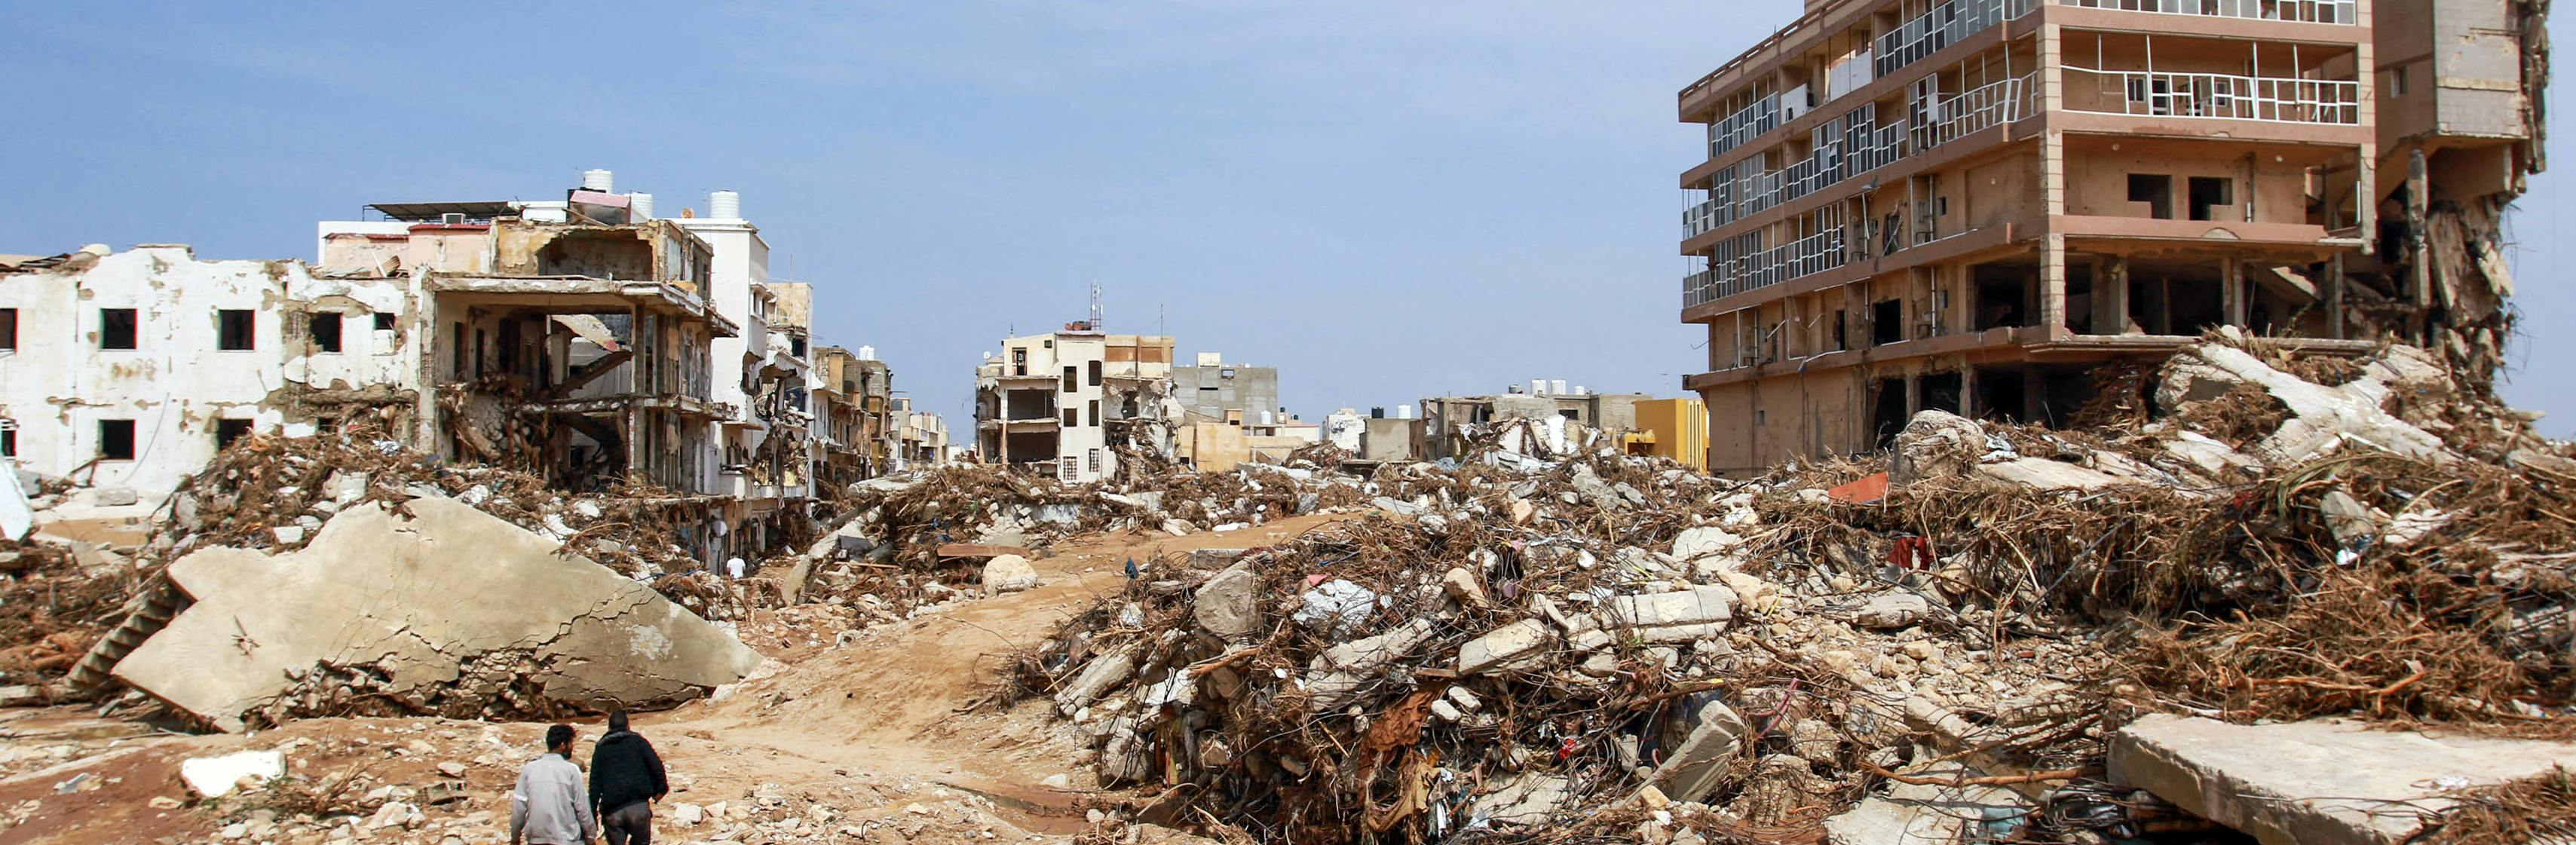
left=0, top=247, right=421, bottom=500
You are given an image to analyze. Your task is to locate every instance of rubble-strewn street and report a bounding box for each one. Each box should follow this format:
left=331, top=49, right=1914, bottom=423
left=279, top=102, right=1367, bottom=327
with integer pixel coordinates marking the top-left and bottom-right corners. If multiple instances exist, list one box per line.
left=0, top=333, right=2571, bottom=845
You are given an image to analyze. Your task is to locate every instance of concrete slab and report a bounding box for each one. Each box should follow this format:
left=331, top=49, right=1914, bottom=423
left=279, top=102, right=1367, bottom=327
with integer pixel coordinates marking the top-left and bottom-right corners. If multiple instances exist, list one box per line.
left=2110, top=715, right=2576, bottom=845
left=112, top=498, right=763, bottom=731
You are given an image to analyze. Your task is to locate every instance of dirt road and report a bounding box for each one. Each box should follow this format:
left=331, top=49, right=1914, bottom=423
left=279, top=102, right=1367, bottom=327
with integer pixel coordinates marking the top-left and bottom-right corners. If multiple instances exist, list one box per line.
left=0, top=514, right=1352, bottom=844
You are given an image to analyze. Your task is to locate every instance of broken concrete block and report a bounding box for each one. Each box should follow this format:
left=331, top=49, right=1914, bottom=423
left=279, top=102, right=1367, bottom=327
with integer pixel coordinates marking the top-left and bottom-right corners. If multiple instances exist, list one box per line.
left=1054, top=648, right=1138, bottom=715
left=1456, top=619, right=1554, bottom=675
left=1291, top=578, right=1375, bottom=638
left=2110, top=715, right=2576, bottom=845
left=269, top=525, right=305, bottom=546
left=1854, top=592, right=1932, bottom=629
left=1471, top=772, right=1572, bottom=827
left=1194, top=562, right=1260, bottom=642
left=1670, top=526, right=1744, bottom=561
left=981, top=554, right=1039, bottom=595
left=1603, top=586, right=1736, bottom=632
left=1441, top=566, right=1487, bottom=605
left=1650, top=698, right=1749, bottom=803
left=1188, top=548, right=1248, bottom=569
left=93, top=487, right=139, bottom=507
left=180, top=750, right=284, bottom=798
left=1823, top=774, right=2024, bottom=845
left=1975, top=458, right=2141, bottom=491
left=112, top=498, right=764, bottom=731
left=1890, top=411, right=1985, bottom=485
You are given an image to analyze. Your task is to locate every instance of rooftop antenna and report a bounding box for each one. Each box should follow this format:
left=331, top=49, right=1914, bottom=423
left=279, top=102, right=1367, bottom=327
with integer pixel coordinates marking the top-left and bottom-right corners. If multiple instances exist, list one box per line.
left=1089, top=282, right=1104, bottom=330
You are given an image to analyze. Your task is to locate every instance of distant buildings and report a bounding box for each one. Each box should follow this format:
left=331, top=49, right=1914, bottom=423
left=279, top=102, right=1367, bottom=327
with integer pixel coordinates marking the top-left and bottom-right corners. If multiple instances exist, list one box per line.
left=1171, top=354, right=1281, bottom=426
left=0, top=168, right=926, bottom=565
left=1421, top=382, right=1649, bottom=459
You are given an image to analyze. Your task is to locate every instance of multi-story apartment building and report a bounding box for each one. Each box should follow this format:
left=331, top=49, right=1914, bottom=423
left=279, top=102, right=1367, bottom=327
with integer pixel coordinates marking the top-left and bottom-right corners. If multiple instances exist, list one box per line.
left=896, top=398, right=951, bottom=469
left=973, top=323, right=1176, bottom=483
left=1675, top=0, right=2542, bottom=474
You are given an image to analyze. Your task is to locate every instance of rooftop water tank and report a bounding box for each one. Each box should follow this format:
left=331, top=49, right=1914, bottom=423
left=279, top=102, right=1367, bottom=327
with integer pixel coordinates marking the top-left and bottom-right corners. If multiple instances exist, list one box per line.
left=1551, top=379, right=1569, bottom=396
left=1397, top=404, right=1415, bottom=420
left=1530, top=378, right=1548, bottom=396
left=859, top=345, right=876, bottom=360
left=709, top=190, right=742, bottom=220
left=628, top=192, right=654, bottom=220
left=581, top=169, right=614, bottom=192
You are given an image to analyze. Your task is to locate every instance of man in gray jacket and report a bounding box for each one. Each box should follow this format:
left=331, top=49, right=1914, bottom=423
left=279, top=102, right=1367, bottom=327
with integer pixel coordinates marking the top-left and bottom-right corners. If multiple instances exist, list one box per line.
left=511, top=724, right=600, bottom=845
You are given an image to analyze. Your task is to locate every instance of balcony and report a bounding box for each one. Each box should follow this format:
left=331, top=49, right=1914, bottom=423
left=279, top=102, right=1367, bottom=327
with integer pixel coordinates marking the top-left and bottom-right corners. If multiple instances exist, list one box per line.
left=1684, top=225, right=1847, bottom=309
left=1910, top=72, right=2035, bottom=151
left=2055, top=0, right=2354, bottom=24
left=1876, top=0, right=2038, bottom=78
left=2062, top=67, right=2360, bottom=124
left=1708, top=93, right=1782, bottom=159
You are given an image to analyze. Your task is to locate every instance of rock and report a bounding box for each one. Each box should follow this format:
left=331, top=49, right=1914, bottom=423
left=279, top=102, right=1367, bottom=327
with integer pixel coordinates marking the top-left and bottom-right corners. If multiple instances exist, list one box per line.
left=669, top=803, right=706, bottom=826
left=1162, top=519, right=1192, bottom=536
left=1890, top=411, right=1984, bottom=485
left=2318, top=488, right=2379, bottom=546
left=436, top=761, right=467, bottom=779
left=1651, top=699, right=1749, bottom=802
left=324, top=472, right=370, bottom=504
left=367, top=801, right=421, bottom=830
left=1854, top=592, right=1932, bottom=629
left=1440, top=567, right=1487, bottom=605
left=1456, top=619, right=1555, bottom=675
left=1040, top=773, right=1071, bottom=789
left=270, top=525, right=306, bottom=546
left=93, top=487, right=139, bottom=507
left=179, top=750, right=283, bottom=798
left=981, top=554, right=1039, bottom=595
left=1304, top=619, right=1439, bottom=712
left=112, top=499, right=764, bottom=732
left=2111, top=715, right=2576, bottom=845
left=1187, top=548, right=1248, bottom=568
left=1193, top=563, right=1260, bottom=642
left=148, top=795, right=182, bottom=809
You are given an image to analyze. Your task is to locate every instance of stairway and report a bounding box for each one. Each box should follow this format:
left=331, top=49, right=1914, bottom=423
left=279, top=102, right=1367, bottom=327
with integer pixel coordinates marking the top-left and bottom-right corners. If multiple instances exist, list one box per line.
left=65, top=577, right=187, bottom=691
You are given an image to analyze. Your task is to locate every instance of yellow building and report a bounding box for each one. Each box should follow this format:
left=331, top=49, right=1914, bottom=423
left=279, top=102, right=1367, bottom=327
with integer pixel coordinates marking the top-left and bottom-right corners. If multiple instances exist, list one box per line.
left=1627, top=398, right=1710, bottom=472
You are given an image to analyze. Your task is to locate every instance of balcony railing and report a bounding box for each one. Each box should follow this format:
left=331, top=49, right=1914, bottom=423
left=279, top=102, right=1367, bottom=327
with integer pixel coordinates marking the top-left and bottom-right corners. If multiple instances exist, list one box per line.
left=2056, top=0, right=2354, bottom=24
left=1683, top=223, right=1848, bottom=309
left=1708, top=93, right=1781, bottom=158
left=2064, top=67, right=2360, bottom=124
left=1877, top=0, right=2039, bottom=78
left=1910, top=72, right=2035, bottom=150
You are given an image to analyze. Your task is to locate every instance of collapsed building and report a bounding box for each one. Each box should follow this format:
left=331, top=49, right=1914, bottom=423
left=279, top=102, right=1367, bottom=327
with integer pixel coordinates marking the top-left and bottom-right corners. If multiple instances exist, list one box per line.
left=1675, top=0, right=2549, bottom=474
left=1421, top=383, right=1650, bottom=461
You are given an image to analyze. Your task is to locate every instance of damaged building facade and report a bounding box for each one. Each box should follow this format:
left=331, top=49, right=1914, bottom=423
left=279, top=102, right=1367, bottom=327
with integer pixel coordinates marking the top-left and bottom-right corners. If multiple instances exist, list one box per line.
left=1422, top=384, right=1649, bottom=460
left=973, top=323, right=1177, bottom=482
left=0, top=246, right=422, bottom=498
left=1676, top=0, right=2547, bottom=473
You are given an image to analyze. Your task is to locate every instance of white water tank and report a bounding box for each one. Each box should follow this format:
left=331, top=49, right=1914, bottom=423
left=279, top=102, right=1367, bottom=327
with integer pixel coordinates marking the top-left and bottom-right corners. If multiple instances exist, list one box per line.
left=709, top=190, right=741, bottom=220
left=1576, top=386, right=1591, bottom=396
left=581, top=169, right=614, bottom=192
left=1530, top=378, right=1548, bottom=396
left=628, top=192, right=654, bottom=220
left=859, top=344, right=876, bottom=360
left=1397, top=404, right=1415, bottom=420
left=1551, top=379, right=1569, bottom=396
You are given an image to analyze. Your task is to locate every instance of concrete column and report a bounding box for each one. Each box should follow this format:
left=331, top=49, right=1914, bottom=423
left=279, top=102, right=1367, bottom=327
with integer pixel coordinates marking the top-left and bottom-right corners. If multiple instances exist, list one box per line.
left=2023, top=368, right=2048, bottom=424
left=2093, top=256, right=2131, bottom=335
left=1959, top=363, right=1980, bottom=421
left=2223, top=256, right=2248, bottom=328
left=1904, top=371, right=1922, bottom=417
left=2039, top=234, right=2068, bottom=334
left=2327, top=253, right=2347, bottom=339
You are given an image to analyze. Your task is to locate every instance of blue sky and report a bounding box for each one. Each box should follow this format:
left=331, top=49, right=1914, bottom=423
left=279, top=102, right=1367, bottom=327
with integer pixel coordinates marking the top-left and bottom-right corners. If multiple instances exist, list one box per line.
left=2, top=2, right=2569, bottom=436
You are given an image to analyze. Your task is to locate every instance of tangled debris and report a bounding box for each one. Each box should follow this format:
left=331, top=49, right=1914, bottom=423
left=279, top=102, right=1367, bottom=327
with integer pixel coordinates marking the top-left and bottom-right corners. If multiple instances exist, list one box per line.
left=1016, top=333, right=2576, bottom=844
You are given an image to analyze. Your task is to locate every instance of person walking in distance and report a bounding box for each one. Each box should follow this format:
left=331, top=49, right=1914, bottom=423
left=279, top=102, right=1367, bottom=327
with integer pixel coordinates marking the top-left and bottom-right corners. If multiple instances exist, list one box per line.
left=589, top=710, right=669, bottom=845
left=511, top=724, right=599, bottom=845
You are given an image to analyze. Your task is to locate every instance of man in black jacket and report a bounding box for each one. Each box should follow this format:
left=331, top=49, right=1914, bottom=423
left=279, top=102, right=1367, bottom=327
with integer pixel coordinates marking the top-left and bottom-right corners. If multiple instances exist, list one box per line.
left=588, top=711, right=669, bottom=845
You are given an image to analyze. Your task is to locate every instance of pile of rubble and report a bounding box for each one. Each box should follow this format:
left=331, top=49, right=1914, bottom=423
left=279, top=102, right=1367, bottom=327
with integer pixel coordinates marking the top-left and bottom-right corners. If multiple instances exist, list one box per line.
left=1019, top=333, right=2576, bottom=843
